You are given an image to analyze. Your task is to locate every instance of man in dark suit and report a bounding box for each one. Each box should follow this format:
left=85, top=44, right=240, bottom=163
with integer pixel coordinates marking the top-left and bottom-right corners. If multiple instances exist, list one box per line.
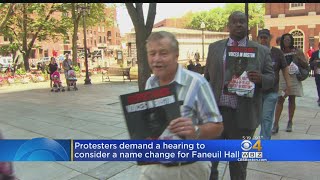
left=204, top=11, right=274, bottom=180
left=187, top=60, right=195, bottom=71
left=309, top=42, right=320, bottom=105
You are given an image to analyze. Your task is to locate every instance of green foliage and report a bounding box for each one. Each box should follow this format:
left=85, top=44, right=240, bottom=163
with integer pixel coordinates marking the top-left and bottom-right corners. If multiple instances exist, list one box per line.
left=0, top=43, right=19, bottom=55
left=72, top=65, right=80, bottom=73
left=15, top=68, right=26, bottom=75
left=0, top=3, right=70, bottom=68
left=186, top=3, right=265, bottom=32
left=61, top=3, right=113, bottom=31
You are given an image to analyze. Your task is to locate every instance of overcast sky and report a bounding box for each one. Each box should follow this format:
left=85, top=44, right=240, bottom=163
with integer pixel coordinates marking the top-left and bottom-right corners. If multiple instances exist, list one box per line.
left=116, top=3, right=226, bottom=35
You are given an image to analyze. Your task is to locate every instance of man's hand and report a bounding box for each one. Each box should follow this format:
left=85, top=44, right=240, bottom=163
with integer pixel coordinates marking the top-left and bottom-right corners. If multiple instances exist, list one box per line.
left=248, top=71, right=262, bottom=84
left=167, top=117, right=197, bottom=139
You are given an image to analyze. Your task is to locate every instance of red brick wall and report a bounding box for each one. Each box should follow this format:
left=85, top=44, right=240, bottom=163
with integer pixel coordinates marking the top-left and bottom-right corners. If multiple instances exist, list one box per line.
left=266, top=3, right=320, bottom=17
left=154, top=18, right=188, bottom=29
left=266, top=3, right=320, bottom=56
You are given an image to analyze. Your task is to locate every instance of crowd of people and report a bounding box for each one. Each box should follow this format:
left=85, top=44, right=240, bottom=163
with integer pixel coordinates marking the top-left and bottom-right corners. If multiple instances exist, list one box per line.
left=138, top=11, right=315, bottom=180
left=1, top=10, right=317, bottom=180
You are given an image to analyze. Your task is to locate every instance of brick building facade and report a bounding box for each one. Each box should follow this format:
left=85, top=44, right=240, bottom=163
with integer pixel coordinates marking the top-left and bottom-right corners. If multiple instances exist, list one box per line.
left=0, top=5, right=121, bottom=63
left=264, top=3, right=320, bottom=54
left=153, top=18, right=188, bottom=29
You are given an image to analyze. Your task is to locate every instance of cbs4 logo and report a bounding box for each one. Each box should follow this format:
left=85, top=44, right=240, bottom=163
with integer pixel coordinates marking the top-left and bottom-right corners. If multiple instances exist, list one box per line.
left=241, top=140, right=262, bottom=151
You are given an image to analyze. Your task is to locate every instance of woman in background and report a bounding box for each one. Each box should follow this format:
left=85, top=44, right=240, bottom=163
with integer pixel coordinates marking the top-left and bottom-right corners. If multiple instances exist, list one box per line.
left=48, top=57, right=58, bottom=89
left=272, top=33, right=308, bottom=133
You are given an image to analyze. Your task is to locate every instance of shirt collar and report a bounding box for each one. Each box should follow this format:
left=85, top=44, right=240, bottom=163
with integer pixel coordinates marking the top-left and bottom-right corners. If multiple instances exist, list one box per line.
left=228, top=37, right=247, bottom=46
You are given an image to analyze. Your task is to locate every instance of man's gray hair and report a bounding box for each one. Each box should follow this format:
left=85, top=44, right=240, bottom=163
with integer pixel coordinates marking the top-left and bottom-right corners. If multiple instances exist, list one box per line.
left=146, top=31, right=179, bottom=53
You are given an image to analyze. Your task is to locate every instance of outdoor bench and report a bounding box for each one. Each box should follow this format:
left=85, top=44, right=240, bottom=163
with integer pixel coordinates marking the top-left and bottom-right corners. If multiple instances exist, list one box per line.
left=102, top=67, right=131, bottom=82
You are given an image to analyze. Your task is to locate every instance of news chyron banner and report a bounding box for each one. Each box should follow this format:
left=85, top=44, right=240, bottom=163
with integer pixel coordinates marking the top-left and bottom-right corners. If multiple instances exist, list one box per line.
left=1, top=138, right=320, bottom=161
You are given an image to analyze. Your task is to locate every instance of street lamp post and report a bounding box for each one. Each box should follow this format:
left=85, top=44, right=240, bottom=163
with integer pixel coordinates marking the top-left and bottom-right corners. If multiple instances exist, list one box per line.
left=245, top=3, right=249, bottom=38
left=78, top=3, right=91, bottom=85
left=200, top=22, right=206, bottom=61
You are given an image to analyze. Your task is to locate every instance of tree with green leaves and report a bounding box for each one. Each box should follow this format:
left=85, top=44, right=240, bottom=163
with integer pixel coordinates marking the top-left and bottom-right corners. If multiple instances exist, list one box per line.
left=126, top=3, right=157, bottom=91
left=1, top=3, right=69, bottom=71
left=186, top=3, right=265, bottom=32
left=0, top=3, right=15, bottom=30
left=61, top=3, right=113, bottom=64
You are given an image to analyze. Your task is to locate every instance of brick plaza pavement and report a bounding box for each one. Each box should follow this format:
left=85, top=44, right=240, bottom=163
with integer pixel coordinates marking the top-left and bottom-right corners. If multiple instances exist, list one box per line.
left=0, top=75, right=319, bottom=180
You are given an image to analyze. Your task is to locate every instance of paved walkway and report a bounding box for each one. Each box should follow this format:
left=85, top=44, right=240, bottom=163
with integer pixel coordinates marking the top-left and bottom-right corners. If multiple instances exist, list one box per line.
left=0, top=75, right=319, bottom=180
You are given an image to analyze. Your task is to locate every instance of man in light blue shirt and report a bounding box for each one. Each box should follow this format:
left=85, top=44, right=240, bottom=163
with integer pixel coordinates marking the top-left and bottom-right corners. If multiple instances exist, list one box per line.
left=140, top=31, right=223, bottom=180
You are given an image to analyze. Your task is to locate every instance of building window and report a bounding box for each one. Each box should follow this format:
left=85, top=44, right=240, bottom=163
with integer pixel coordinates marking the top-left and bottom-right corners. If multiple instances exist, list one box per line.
left=309, top=37, right=315, bottom=48
left=291, top=30, right=304, bottom=51
left=44, top=50, right=48, bottom=57
left=102, top=26, right=105, bottom=32
left=104, top=36, right=106, bottom=43
left=98, top=26, right=101, bottom=32
left=99, top=36, right=102, bottom=43
left=289, top=3, right=305, bottom=10
left=4, top=37, right=9, bottom=42
left=94, top=40, right=97, bottom=46
left=31, top=49, right=36, bottom=58
left=107, top=31, right=111, bottom=37
left=39, top=49, right=43, bottom=56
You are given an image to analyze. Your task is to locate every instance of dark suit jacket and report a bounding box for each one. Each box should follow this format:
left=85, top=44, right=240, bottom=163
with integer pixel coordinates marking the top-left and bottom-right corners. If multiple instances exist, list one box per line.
left=204, top=39, right=274, bottom=129
left=309, top=50, right=320, bottom=69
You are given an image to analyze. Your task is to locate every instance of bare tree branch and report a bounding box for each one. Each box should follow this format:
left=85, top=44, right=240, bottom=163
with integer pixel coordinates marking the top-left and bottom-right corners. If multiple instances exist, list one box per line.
left=125, top=3, right=157, bottom=91
left=125, top=3, right=139, bottom=28
left=145, top=3, right=157, bottom=32
left=135, top=3, right=145, bottom=26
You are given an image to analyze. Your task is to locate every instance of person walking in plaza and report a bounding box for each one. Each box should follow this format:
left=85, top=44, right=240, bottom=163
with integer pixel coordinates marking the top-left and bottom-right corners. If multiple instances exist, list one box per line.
left=48, top=57, right=59, bottom=90
left=308, top=46, right=316, bottom=77
left=272, top=33, right=309, bottom=133
left=187, top=59, right=195, bottom=71
left=194, top=50, right=200, bottom=62
left=309, top=42, right=320, bottom=105
left=195, top=59, right=203, bottom=74
left=257, top=29, right=291, bottom=140
left=141, top=31, right=223, bottom=180
left=195, top=59, right=201, bottom=68
left=204, top=11, right=274, bottom=180
left=62, top=53, right=73, bottom=91
left=307, top=46, right=315, bottom=59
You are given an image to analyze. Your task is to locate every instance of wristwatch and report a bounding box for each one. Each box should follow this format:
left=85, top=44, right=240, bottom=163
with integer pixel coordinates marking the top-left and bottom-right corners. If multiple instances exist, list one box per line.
left=194, top=125, right=201, bottom=139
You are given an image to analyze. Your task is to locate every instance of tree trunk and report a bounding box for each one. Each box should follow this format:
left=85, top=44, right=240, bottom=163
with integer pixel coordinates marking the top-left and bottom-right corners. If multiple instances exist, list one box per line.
left=126, top=3, right=156, bottom=91
left=71, top=4, right=79, bottom=65
left=135, top=26, right=150, bottom=91
left=22, top=4, right=30, bottom=71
